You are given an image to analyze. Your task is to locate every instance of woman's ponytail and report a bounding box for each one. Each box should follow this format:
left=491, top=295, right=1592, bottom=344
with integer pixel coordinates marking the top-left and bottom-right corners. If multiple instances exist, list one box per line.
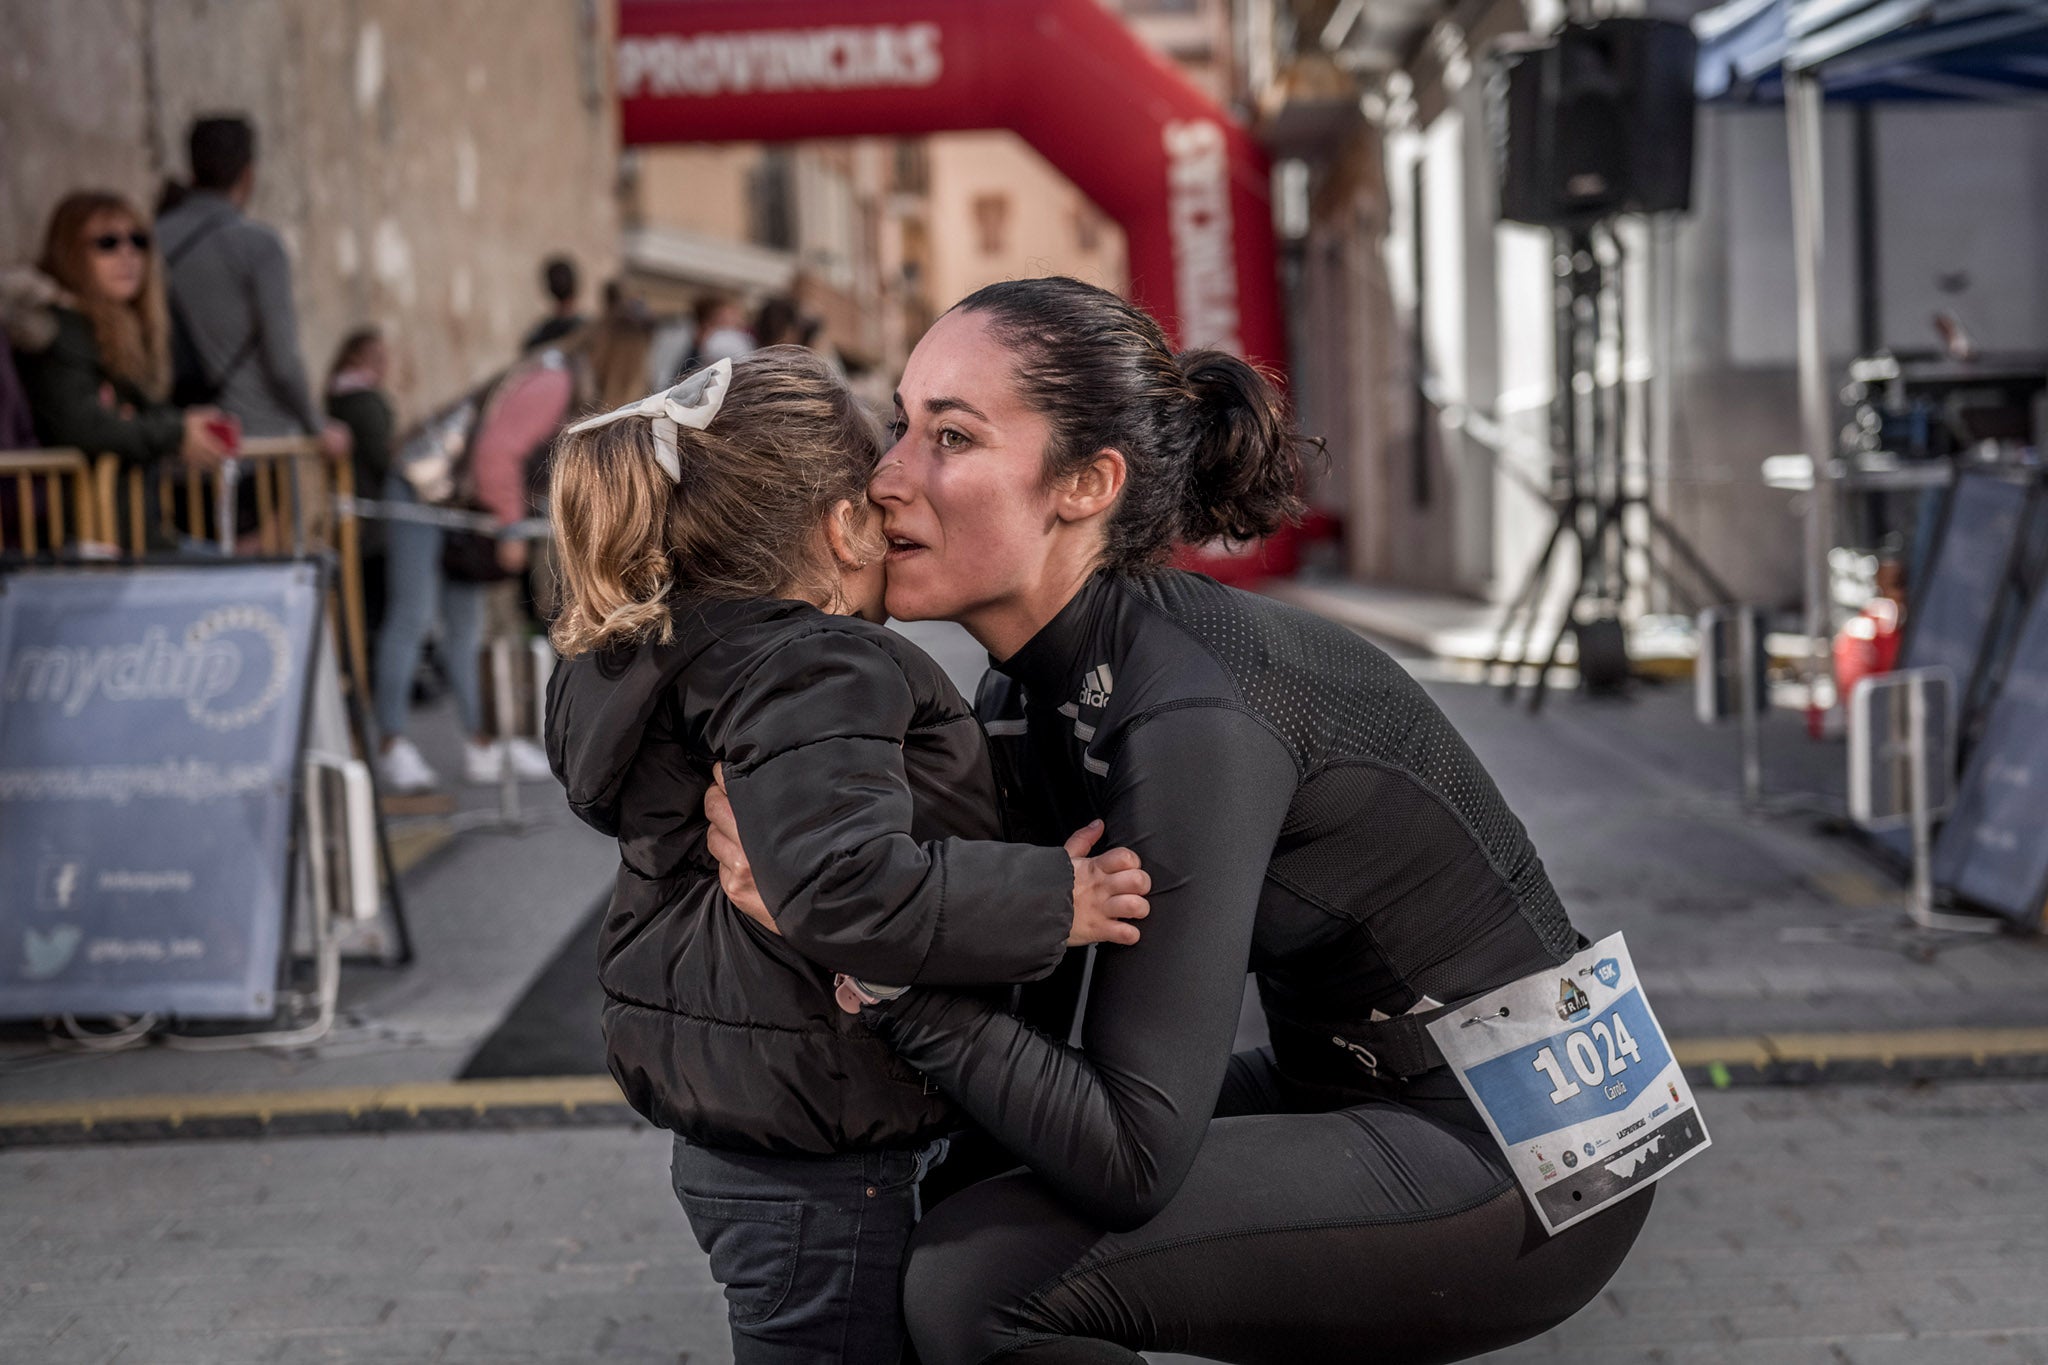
left=1175, top=349, right=1309, bottom=545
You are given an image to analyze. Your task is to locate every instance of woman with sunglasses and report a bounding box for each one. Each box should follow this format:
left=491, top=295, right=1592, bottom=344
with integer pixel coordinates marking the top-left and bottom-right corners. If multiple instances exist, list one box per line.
left=11, top=190, right=234, bottom=471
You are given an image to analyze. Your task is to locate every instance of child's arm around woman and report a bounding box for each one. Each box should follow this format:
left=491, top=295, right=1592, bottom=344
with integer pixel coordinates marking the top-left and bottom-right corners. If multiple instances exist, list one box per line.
left=706, top=619, right=1149, bottom=987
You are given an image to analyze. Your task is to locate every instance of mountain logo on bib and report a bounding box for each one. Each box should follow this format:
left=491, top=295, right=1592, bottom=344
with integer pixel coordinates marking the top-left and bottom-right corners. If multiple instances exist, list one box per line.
left=1557, top=978, right=1591, bottom=1022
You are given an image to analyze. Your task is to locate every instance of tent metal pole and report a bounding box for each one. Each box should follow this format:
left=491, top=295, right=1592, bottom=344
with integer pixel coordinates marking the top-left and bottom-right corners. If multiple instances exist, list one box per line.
left=1786, top=69, right=1834, bottom=701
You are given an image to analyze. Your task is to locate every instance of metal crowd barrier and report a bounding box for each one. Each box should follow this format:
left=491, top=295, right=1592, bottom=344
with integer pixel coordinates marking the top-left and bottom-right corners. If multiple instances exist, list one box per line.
left=88, top=440, right=372, bottom=697
left=16, top=440, right=549, bottom=743
left=0, top=447, right=100, bottom=556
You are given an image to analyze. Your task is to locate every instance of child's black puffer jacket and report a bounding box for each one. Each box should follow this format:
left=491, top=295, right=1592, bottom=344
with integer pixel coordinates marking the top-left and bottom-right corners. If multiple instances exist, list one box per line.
left=545, top=596, right=1074, bottom=1156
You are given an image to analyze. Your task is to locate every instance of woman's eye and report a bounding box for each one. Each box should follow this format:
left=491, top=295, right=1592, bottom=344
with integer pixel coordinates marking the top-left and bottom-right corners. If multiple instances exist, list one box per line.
left=937, top=427, right=968, bottom=450
left=886, top=419, right=907, bottom=441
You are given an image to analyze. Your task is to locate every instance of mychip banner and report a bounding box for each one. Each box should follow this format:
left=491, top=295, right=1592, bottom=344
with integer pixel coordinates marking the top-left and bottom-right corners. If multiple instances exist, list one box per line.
left=0, top=564, right=322, bottom=1019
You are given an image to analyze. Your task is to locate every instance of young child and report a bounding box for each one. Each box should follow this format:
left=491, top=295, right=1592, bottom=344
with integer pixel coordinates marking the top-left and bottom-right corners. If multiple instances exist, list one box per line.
left=542, top=347, right=1150, bottom=1365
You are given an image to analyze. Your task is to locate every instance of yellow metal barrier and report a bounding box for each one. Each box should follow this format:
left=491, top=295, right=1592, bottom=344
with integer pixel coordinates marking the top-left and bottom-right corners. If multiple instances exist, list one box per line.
left=93, top=443, right=371, bottom=702
left=238, top=435, right=324, bottom=557
left=0, top=448, right=100, bottom=556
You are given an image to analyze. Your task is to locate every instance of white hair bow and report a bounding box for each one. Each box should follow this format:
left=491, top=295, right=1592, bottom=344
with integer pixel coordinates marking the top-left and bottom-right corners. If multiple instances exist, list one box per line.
left=563, top=358, right=732, bottom=483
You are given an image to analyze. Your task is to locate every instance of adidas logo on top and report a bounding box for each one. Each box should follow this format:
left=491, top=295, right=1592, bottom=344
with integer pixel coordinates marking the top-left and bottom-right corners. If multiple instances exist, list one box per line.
left=1077, top=664, right=1113, bottom=711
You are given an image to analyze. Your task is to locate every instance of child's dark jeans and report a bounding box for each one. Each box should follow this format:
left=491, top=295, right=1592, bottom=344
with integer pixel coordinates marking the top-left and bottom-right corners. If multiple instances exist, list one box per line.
left=671, top=1134, right=950, bottom=1365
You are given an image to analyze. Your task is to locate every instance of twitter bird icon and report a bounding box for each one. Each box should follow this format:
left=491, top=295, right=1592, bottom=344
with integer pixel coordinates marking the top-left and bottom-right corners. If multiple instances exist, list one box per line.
left=24, top=925, right=83, bottom=981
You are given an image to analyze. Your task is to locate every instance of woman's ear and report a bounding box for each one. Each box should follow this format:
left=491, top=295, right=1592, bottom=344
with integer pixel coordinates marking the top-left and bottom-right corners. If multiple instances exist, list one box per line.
left=823, top=498, right=877, bottom=569
left=1053, top=448, right=1127, bottom=525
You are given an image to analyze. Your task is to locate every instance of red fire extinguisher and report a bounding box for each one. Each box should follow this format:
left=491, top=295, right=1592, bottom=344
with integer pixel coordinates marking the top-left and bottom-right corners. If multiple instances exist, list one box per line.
left=1832, top=597, right=1902, bottom=705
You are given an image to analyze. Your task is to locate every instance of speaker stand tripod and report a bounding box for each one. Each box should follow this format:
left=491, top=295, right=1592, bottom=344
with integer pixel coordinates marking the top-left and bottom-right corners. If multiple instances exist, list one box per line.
left=1488, top=221, right=1734, bottom=711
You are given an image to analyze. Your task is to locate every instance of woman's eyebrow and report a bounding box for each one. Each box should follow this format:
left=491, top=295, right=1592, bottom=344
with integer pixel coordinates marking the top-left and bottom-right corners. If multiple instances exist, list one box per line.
left=925, top=396, right=990, bottom=422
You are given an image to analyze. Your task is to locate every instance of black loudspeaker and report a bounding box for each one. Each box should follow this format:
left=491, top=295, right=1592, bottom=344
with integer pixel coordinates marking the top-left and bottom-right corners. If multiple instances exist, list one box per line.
left=1495, top=19, right=1697, bottom=226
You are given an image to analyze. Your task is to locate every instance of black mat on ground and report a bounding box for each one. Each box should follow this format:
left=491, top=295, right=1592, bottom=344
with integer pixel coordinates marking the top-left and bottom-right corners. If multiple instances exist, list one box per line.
left=459, top=898, right=608, bottom=1079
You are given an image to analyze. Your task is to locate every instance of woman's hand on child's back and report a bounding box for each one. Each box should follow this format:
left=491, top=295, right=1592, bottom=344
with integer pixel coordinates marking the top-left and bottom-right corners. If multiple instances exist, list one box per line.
left=705, top=765, right=778, bottom=935
left=1065, top=821, right=1151, bottom=948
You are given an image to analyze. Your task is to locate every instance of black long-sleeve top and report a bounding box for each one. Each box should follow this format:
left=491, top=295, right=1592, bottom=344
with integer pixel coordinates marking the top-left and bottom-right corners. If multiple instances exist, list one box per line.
left=856, top=570, right=1582, bottom=1228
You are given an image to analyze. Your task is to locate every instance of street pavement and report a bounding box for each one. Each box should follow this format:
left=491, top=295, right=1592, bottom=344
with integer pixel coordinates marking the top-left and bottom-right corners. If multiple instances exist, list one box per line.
left=6, top=616, right=2048, bottom=1362
left=7, top=1082, right=2048, bottom=1364
left=1424, top=665, right=2048, bottom=1042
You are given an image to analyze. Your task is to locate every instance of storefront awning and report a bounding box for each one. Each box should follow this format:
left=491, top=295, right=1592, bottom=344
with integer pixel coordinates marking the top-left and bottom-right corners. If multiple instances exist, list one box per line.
left=1695, top=0, right=2048, bottom=101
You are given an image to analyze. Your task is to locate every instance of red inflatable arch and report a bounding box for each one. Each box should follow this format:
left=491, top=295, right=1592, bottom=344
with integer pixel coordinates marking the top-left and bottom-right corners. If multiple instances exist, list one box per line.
left=615, top=0, right=1286, bottom=373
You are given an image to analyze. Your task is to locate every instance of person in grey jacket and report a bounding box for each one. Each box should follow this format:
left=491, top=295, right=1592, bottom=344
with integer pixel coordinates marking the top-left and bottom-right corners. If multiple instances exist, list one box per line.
left=155, top=115, right=347, bottom=461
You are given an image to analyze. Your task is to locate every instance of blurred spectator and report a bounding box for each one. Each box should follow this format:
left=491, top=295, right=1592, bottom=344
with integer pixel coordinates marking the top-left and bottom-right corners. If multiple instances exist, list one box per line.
left=326, top=325, right=393, bottom=494
left=372, top=304, right=648, bottom=793
left=521, top=296, right=648, bottom=630
left=646, top=308, right=696, bottom=390
left=374, top=351, right=566, bottom=793
left=326, top=325, right=394, bottom=641
left=152, top=177, right=190, bottom=219
left=0, top=268, right=58, bottom=548
left=522, top=254, right=584, bottom=352
left=7, top=193, right=231, bottom=470
left=156, top=114, right=349, bottom=463
left=752, top=294, right=808, bottom=349
left=0, top=345, right=30, bottom=452
left=0, top=271, right=52, bottom=449
left=683, top=293, right=754, bottom=372
left=581, top=293, right=655, bottom=411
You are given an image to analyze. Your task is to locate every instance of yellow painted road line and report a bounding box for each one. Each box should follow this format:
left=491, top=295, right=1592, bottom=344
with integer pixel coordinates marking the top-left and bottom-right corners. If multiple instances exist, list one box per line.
left=0, top=1075, right=625, bottom=1130
left=1671, top=1036, right=1776, bottom=1069
left=9, top=1026, right=2048, bottom=1136
left=1802, top=869, right=1900, bottom=910
left=1672, top=1026, right=2048, bottom=1069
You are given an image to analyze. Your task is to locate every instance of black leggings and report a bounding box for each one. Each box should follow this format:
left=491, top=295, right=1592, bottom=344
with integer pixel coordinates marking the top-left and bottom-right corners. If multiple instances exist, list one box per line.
left=902, top=1049, right=1654, bottom=1365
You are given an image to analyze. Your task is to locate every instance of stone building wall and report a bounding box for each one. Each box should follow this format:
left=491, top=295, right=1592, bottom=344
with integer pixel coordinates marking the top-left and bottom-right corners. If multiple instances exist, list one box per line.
left=1, top=0, right=621, bottom=422
left=924, top=132, right=1129, bottom=323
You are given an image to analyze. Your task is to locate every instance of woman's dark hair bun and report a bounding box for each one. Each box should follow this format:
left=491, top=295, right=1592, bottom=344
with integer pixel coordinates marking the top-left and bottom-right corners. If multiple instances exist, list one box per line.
left=1176, top=349, right=1310, bottom=545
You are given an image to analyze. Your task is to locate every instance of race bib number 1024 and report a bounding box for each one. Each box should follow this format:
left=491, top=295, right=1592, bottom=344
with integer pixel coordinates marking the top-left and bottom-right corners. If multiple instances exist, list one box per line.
left=1426, top=932, right=1709, bottom=1235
